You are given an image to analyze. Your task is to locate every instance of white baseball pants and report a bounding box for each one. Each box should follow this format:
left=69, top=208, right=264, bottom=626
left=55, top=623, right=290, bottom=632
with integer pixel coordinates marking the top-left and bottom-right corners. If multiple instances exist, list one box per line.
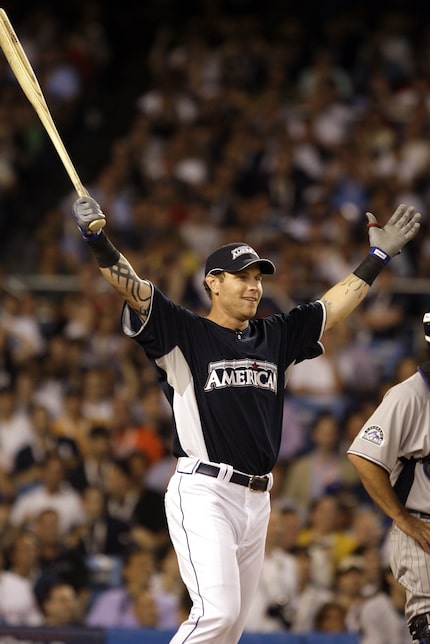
left=165, top=458, right=272, bottom=643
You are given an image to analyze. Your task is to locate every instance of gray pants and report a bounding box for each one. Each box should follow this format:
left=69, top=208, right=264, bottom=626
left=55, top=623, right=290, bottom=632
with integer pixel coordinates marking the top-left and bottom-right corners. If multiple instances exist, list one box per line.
left=390, top=520, right=430, bottom=625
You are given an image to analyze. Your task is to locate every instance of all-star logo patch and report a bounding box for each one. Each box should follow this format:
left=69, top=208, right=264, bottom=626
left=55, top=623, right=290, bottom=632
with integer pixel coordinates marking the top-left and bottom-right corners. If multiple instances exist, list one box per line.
left=361, top=425, right=384, bottom=445
left=231, top=245, right=257, bottom=260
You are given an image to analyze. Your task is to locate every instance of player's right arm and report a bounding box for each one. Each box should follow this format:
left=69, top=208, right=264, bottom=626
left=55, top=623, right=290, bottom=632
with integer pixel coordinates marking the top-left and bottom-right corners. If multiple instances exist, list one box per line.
left=348, top=453, right=430, bottom=553
left=72, top=197, right=152, bottom=322
left=100, top=256, right=152, bottom=322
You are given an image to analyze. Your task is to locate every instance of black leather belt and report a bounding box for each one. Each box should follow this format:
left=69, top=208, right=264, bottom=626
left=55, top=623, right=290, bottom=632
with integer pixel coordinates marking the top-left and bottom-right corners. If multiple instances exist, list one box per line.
left=410, top=510, right=430, bottom=520
left=196, top=462, right=269, bottom=492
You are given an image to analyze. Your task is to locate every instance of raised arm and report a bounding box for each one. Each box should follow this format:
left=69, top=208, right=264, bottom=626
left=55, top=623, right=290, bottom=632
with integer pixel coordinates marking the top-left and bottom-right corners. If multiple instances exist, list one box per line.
left=323, top=204, right=421, bottom=330
left=99, top=256, right=152, bottom=322
left=72, top=197, right=152, bottom=322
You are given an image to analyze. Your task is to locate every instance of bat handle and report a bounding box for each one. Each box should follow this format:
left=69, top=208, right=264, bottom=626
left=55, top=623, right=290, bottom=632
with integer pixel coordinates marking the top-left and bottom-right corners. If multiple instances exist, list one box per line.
left=88, top=218, right=106, bottom=232
left=76, top=184, right=106, bottom=232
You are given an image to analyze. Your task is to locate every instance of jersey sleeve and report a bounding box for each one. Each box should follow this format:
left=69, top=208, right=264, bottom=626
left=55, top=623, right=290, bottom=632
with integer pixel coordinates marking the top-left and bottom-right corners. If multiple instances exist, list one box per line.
left=347, top=383, right=418, bottom=472
left=121, top=284, right=194, bottom=359
left=282, top=300, right=326, bottom=366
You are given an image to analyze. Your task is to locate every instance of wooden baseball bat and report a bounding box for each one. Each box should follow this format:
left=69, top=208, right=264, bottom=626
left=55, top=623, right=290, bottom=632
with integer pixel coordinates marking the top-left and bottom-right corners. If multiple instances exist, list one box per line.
left=0, top=9, right=105, bottom=232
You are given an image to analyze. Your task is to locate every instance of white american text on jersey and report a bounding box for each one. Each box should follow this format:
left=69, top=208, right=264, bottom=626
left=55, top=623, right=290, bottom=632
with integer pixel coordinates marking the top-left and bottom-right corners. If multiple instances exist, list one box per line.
left=204, top=359, right=278, bottom=392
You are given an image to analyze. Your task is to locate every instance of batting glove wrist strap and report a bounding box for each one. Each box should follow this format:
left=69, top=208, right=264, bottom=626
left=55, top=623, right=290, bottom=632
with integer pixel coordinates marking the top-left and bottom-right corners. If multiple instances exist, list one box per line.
left=81, top=228, right=102, bottom=242
left=87, top=231, right=121, bottom=268
left=353, top=253, right=388, bottom=286
left=369, top=246, right=391, bottom=264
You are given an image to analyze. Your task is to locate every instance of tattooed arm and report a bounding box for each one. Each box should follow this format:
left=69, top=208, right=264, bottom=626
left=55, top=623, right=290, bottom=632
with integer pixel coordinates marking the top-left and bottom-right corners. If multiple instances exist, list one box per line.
left=71, top=198, right=152, bottom=323
left=321, top=274, right=369, bottom=331
left=100, top=254, right=152, bottom=324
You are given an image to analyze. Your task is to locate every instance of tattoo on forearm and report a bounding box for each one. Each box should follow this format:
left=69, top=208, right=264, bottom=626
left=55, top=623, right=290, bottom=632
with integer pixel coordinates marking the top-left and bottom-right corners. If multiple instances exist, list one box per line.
left=108, top=261, right=151, bottom=317
left=321, top=274, right=367, bottom=312
left=338, top=274, right=366, bottom=296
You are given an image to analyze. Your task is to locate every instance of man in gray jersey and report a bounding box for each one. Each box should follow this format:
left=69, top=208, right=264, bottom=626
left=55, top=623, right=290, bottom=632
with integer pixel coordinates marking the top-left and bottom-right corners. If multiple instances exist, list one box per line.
left=348, top=314, right=430, bottom=644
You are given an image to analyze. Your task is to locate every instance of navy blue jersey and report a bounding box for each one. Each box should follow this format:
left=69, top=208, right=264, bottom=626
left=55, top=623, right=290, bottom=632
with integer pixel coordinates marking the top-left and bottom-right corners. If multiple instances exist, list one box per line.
left=122, top=284, right=325, bottom=474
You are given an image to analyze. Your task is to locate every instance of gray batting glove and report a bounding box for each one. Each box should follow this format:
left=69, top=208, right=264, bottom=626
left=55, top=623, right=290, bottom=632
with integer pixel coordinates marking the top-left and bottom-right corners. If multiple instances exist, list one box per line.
left=72, top=196, right=106, bottom=239
left=366, top=204, right=421, bottom=259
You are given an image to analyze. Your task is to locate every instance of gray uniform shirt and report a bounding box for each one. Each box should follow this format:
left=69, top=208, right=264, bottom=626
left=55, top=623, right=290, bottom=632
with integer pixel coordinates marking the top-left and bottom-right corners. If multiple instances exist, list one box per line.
left=347, top=366, right=430, bottom=512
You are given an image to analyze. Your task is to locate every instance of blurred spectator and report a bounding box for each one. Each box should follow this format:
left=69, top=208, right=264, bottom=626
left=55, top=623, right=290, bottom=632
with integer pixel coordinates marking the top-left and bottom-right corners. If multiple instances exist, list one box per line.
left=349, top=506, right=385, bottom=551
left=104, top=456, right=169, bottom=556
left=287, top=329, right=352, bottom=429
left=32, top=335, right=78, bottom=419
left=68, top=425, right=113, bottom=493
left=276, top=502, right=303, bottom=555
left=130, top=587, right=159, bottom=628
left=0, top=291, right=45, bottom=363
left=358, top=567, right=409, bottom=644
left=353, top=543, right=385, bottom=599
left=313, top=600, right=348, bottom=633
left=296, top=494, right=358, bottom=589
left=281, top=412, right=360, bottom=512
left=0, top=384, right=34, bottom=477
left=356, top=266, right=413, bottom=381
left=332, top=320, right=381, bottom=401
left=289, top=546, right=333, bottom=633
left=32, top=508, right=90, bottom=619
left=9, top=454, right=85, bottom=534
left=4, top=530, right=40, bottom=584
left=111, top=384, right=167, bottom=466
left=13, top=403, right=79, bottom=492
left=85, top=545, right=159, bottom=628
left=62, top=293, right=96, bottom=343
left=39, top=581, right=82, bottom=627
left=78, top=485, right=130, bottom=557
left=80, top=366, right=115, bottom=426
left=51, top=385, right=92, bottom=456
left=88, top=307, right=128, bottom=365
left=332, top=555, right=366, bottom=633
left=0, top=536, right=43, bottom=626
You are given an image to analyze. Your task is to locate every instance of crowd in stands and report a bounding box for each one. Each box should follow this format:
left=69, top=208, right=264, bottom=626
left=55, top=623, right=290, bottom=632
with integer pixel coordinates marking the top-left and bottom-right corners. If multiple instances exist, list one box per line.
left=0, top=0, right=429, bottom=639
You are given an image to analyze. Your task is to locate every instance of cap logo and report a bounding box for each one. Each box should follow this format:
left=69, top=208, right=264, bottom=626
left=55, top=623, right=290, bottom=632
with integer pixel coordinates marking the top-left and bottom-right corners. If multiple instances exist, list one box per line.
left=231, top=245, right=258, bottom=260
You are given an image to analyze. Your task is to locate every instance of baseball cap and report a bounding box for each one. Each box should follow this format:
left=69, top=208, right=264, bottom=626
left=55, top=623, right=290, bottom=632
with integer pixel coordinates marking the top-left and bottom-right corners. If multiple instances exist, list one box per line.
left=424, top=312, right=430, bottom=346
left=204, top=242, right=276, bottom=276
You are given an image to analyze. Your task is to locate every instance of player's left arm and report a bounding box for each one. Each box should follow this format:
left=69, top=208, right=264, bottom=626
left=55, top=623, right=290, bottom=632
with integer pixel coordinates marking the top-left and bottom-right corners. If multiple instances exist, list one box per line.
left=322, top=203, right=420, bottom=330
left=321, top=273, right=369, bottom=330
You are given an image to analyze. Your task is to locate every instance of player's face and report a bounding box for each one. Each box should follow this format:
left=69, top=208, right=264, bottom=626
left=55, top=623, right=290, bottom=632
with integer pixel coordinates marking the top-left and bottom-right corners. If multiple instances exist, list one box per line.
left=216, top=267, right=263, bottom=323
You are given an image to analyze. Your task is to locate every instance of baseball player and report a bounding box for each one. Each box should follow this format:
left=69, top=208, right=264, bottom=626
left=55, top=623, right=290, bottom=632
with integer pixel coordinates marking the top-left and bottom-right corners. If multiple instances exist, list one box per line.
left=72, top=196, right=419, bottom=644
left=348, top=313, right=430, bottom=644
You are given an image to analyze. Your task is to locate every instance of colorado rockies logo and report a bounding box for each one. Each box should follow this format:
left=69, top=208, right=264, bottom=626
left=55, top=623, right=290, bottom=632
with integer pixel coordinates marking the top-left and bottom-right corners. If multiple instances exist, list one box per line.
left=204, top=359, right=277, bottom=392
left=361, top=425, right=384, bottom=445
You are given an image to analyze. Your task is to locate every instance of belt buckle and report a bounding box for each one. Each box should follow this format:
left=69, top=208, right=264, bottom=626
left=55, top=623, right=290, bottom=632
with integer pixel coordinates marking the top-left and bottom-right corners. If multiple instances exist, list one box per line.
left=248, top=475, right=267, bottom=492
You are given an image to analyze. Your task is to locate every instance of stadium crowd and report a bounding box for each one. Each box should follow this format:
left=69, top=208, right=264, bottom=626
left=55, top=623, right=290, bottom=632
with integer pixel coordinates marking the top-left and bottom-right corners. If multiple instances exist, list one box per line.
left=0, top=0, right=429, bottom=640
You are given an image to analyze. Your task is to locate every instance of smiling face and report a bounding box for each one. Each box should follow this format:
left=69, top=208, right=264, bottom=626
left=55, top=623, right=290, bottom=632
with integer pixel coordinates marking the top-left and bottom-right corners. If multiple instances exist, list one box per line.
left=205, top=266, right=263, bottom=328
